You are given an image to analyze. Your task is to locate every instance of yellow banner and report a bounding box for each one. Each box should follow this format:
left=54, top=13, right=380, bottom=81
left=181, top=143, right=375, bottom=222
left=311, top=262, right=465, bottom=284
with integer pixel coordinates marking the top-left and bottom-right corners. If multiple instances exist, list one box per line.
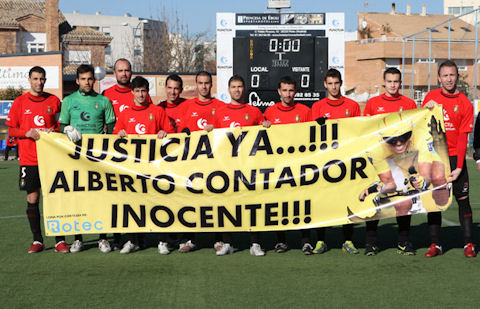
left=37, top=106, right=452, bottom=236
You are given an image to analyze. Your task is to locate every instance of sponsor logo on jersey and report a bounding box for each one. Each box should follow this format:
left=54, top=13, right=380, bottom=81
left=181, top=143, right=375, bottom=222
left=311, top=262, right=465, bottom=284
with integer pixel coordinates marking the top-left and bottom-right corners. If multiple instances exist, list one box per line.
left=33, top=115, right=45, bottom=126
left=119, top=105, right=129, bottom=112
left=197, top=118, right=207, bottom=129
left=24, top=109, right=32, bottom=114
left=229, top=122, right=240, bottom=128
left=135, top=123, right=146, bottom=134
left=128, top=117, right=136, bottom=123
left=443, top=109, right=450, bottom=121
left=80, top=112, right=91, bottom=121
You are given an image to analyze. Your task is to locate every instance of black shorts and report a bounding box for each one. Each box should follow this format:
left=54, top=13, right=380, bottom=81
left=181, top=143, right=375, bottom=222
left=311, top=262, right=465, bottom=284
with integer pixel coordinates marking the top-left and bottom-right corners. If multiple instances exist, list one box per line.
left=449, top=156, right=469, bottom=198
left=19, top=166, right=41, bottom=193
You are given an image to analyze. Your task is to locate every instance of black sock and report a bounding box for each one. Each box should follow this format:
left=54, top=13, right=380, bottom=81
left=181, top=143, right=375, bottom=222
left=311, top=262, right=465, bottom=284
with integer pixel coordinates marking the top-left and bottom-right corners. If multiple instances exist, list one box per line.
left=427, top=211, right=442, bottom=244
left=99, top=233, right=107, bottom=240
left=366, top=220, right=379, bottom=245
left=55, top=236, right=65, bottom=243
left=276, top=231, right=286, bottom=243
left=75, top=234, right=83, bottom=241
left=458, top=197, right=473, bottom=244
left=342, top=224, right=353, bottom=241
left=26, top=202, right=43, bottom=243
left=301, top=229, right=311, bottom=245
left=397, top=215, right=411, bottom=243
left=316, top=227, right=326, bottom=241
left=250, top=232, right=260, bottom=245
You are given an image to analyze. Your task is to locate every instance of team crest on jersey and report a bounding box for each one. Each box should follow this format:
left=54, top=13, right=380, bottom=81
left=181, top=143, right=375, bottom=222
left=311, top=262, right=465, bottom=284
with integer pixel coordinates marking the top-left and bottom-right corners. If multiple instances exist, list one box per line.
left=295, top=115, right=300, bottom=122
left=95, top=103, right=99, bottom=109
left=211, top=108, right=216, bottom=116
left=245, top=113, right=250, bottom=121
left=399, top=107, right=403, bottom=112
left=454, top=105, right=459, bottom=113
left=345, top=109, right=350, bottom=116
left=46, top=106, right=52, bottom=114
left=149, top=113, right=154, bottom=121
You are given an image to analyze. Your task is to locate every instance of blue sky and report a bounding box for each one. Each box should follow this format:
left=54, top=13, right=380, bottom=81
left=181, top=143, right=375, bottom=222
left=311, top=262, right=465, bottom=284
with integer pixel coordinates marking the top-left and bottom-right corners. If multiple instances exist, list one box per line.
left=60, top=0, right=443, bottom=37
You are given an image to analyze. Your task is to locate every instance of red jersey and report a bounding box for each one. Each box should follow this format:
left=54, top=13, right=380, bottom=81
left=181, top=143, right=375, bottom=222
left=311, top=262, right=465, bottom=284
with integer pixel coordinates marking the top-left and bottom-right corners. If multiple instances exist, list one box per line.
left=180, top=98, right=225, bottom=132
left=6, top=92, right=61, bottom=166
left=363, top=94, right=417, bottom=116
left=264, top=102, right=312, bottom=124
left=103, top=84, right=152, bottom=120
left=213, top=103, right=265, bottom=129
left=422, top=88, right=473, bottom=156
left=6, top=136, right=17, bottom=147
left=312, top=96, right=361, bottom=120
left=113, top=103, right=174, bottom=135
left=159, top=99, right=187, bottom=133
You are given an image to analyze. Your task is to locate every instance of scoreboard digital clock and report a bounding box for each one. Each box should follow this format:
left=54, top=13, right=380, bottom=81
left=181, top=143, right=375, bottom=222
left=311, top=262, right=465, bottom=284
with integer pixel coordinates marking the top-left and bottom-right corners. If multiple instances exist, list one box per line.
left=233, top=36, right=328, bottom=110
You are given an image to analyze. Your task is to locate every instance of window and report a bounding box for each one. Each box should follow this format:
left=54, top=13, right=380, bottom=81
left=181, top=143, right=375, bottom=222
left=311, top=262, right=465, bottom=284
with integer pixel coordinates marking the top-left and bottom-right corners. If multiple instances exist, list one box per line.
left=448, top=7, right=460, bottom=15
left=456, top=59, right=468, bottom=71
left=417, top=58, right=435, bottom=63
left=102, top=27, right=111, bottom=36
left=134, top=49, right=141, bottom=56
left=462, top=6, right=474, bottom=14
left=27, top=42, right=45, bottom=53
left=134, top=28, right=142, bottom=38
left=385, top=58, right=401, bottom=69
left=65, top=50, right=91, bottom=65
left=105, top=45, right=111, bottom=55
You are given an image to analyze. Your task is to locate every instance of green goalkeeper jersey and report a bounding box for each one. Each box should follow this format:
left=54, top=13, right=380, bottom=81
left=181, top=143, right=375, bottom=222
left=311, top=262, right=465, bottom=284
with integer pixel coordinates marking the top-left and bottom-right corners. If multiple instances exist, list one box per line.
left=59, top=90, right=115, bottom=133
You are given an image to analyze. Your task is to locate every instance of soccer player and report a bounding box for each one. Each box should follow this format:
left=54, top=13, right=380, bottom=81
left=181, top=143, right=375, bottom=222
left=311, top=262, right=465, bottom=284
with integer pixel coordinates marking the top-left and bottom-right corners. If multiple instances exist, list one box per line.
left=362, top=67, right=418, bottom=256
left=6, top=66, right=69, bottom=253
left=4, top=135, right=18, bottom=160
left=59, top=64, right=116, bottom=253
left=113, top=76, right=173, bottom=253
left=422, top=60, right=476, bottom=258
left=176, top=71, right=225, bottom=253
left=101, top=58, right=137, bottom=249
left=103, top=58, right=152, bottom=120
left=158, top=74, right=187, bottom=133
left=311, top=68, right=361, bottom=255
left=264, top=76, right=312, bottom=254
left=207, top=75, right=271, bottom=256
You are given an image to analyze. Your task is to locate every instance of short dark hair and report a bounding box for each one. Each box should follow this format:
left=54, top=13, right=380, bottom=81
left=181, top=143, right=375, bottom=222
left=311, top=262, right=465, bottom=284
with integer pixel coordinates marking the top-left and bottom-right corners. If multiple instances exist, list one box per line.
left=29, top=66, right=46, bottom=78
left=278, top=76, right=297, bottom=90
left=166, top=74, right=183, bottom=88
left=383, top=67, right=402, bottom=80
left=131, top=76, right=149, bottom=90
left=195, top=70, right=212, bottom=83
left=228, top=74, right=245, bottom=87
left=76, top=64, right=95, bottom=78
left=113, top=58, right=132, bottom=71
left=438, top=60, right=458, bottom=76
left=324, top=69, right=342, bottom=82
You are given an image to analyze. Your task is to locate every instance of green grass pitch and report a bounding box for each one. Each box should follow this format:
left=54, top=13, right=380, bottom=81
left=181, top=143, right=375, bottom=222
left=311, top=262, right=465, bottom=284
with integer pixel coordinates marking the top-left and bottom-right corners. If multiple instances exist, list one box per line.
left=1, top=160, right=480, bottom=308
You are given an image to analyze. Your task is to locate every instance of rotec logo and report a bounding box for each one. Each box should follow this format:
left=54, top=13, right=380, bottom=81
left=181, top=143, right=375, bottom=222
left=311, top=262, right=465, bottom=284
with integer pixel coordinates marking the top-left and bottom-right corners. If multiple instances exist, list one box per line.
left=46, top=219, right=103, bottom=233
left=332, top=19, right=340, bottom=27
left=220, top=93, right=229, bottom=102
left=220, top=56, right=229, bottom=64
left=220, top=19, right=228, bottom=27
left=332, top=56, right=340, bottom=64
left=33, top=115, right=45, bottom=126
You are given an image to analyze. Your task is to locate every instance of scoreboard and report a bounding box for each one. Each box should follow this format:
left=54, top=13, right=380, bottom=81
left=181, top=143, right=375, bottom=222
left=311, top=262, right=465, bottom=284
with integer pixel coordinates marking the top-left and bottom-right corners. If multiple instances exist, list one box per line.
left=217, top=12, right=345, bottom=110
left=233, top=36, right=328, bottom=109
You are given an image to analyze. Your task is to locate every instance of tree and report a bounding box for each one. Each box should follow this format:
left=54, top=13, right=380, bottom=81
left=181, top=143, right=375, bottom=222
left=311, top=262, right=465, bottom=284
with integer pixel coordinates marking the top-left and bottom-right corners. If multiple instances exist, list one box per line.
left=0, top=87, right=23, bottom=100
left=142, top=8, right=215, bottom=73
